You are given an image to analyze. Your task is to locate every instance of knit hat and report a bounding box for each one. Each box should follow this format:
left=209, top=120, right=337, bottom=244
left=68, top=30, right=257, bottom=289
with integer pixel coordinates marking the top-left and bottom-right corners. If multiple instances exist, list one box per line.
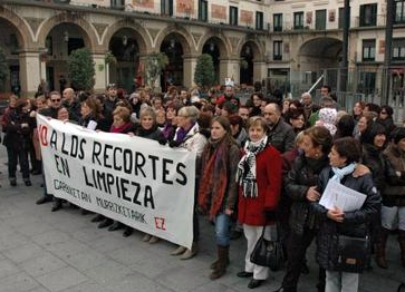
left=316, top=108, right=337, bottom=136
left=393, top=127, right=405, bottom=144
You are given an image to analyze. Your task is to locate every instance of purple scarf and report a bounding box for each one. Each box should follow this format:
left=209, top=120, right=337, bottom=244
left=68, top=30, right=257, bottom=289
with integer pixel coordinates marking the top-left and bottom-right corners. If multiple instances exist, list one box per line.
left=175, top=122, right=195, bottom=143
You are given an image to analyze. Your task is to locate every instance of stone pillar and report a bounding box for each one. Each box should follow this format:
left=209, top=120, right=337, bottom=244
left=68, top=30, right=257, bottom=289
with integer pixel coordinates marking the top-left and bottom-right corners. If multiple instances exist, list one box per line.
left=92, top=53, right=106, bottom=94
left=220, top=58, right=240, bottom=85
left=253, top=59, right=267, bottom=84
left=183, top=55, right=198, bottom=89
left=19, top=50, right=41, bottom=97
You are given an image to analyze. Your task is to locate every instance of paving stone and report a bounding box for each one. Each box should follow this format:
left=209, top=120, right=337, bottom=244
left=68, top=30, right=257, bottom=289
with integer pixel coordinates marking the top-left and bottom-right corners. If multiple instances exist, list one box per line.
left=0, top=258, right=21, bottom=280
left=20, top=253, right=68, bottom=277
left=0, top=271, right=40, bottom=292
left=4, top=242, right=45, bottom=263
left=62, top=250, right=111, bottom=272
left=82, top=260, right=131, bottom=283
left=59, top=281, right=113, bottom=292
left=36, top=266, right=88, bottom=292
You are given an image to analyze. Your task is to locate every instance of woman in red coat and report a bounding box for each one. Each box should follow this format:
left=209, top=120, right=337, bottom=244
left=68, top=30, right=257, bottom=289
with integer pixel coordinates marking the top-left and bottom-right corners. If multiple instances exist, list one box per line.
left=236, top=116, right=283, bottom=289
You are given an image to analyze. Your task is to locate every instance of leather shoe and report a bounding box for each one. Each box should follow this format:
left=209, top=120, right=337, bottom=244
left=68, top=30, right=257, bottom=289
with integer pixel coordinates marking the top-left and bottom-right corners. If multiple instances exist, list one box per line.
left=91, top=214, right=105, bottom=223
left=248, top=279, right=264, bottom=289
left=237, top=271, right=253, bottom=278
left=51, top=200, right=63, bottom=212
left=98, top=219, right=113, bottom=229
left=108, top=222, right=123, bottom=232
left=123, top=227, right=133, bottom=237
left=36, top=196, right=52, bottom=205
left=24, top=180, right=32, bottom=186
left=148, top=236, right=160, bottom=244
left=171, top=246, right=187, bottom=256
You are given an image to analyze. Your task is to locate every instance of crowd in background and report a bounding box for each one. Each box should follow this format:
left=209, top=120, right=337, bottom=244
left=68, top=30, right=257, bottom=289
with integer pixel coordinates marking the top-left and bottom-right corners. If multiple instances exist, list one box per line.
left=1, top=82, right=405, bottom=292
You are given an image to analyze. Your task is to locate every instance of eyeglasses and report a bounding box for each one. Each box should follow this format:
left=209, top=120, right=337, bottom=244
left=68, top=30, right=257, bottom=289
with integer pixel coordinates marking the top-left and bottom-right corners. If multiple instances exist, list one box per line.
left=51, top=99, right=61, bottom=102
left=380, top=111, right=387, bottom=115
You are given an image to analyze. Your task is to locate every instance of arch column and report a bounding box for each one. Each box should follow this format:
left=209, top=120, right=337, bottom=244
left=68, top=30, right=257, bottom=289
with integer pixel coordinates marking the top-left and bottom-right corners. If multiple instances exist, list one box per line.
left=93, top=52, right=108, bottom=93
left=253, top=59, right=266, bottom=84
left=183, top=55, right=198, bottom=89
left=19, top=50, right=41, bottom=97
left=220, top=58, right=240, bottom=85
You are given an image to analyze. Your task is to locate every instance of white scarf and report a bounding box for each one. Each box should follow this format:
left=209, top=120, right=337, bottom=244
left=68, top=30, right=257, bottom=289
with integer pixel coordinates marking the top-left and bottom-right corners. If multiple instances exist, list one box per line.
left=236, top=136, right=268, bottom=198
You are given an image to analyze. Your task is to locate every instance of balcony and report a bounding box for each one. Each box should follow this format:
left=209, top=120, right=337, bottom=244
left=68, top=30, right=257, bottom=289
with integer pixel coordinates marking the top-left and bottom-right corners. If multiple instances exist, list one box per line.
left=354, top=14, right=386, bottom=28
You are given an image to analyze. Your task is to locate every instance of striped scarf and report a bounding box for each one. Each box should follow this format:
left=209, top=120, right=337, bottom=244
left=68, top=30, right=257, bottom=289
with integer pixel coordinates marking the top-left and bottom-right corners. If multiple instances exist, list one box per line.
left=236, top=136, right=268, bottom=198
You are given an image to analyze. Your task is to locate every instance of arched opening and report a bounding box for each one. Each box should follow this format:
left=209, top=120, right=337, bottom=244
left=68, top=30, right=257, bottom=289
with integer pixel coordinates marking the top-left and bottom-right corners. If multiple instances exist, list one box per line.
left=108, top=28, right=140, bottom=93
left=298, top=37, right=343, bottom=91
left=202, top=37, right=223, bottom=86
left=160, top=33, right=184, bottom=91
left=240, top=42, right=255, bottom=86
left=44, top=23, right=90, bottom=92
left=0, top=18, right=24, bottom=96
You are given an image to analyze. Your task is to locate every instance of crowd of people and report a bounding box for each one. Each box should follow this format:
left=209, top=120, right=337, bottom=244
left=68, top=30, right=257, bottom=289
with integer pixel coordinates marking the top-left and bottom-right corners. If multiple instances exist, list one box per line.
left=1, top=83, right=405, bottom=292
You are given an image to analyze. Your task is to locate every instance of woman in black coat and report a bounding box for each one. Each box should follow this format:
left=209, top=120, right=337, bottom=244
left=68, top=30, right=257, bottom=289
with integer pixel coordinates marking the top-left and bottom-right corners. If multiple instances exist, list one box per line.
left=313, top=137, right=381, bottom=292
left=274, top=126, right=333, bottom=292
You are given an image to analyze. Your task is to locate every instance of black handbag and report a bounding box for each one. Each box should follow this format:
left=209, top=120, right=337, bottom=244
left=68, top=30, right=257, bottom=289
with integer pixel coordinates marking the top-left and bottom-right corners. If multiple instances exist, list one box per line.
left=336, top=235, right=369, bottom=273
left=250, top=225, right=285, bottom=271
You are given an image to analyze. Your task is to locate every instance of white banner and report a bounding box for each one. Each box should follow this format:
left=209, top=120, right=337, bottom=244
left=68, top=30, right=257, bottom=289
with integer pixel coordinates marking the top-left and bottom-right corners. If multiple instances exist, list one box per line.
left=37, top=115, right=196, bottom=248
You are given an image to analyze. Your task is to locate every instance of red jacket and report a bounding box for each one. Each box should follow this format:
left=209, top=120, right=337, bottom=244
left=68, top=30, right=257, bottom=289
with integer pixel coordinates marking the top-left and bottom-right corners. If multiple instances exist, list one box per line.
left=238, top=145, right=282, bottom=226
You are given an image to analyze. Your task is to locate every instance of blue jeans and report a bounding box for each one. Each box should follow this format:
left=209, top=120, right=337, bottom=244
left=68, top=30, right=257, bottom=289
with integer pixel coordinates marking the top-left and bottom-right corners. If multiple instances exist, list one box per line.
left=215, top=213, right=232, bottom=246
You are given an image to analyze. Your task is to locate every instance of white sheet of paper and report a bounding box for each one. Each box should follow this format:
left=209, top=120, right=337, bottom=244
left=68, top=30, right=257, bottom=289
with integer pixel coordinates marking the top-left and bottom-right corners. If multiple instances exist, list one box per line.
left=87, top=120, right=98, bottom=130
left=319, top=180, right=367, bottom=212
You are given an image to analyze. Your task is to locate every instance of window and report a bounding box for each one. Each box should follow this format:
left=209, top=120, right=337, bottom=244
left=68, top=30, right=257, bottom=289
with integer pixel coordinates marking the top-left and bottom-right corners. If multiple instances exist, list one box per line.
left=294, top=12, right=304, bottom=29
left=230, top=6, right=238, bottom=25
left=396, top=0, right=405, bottom=23
left=315, top=9, right=327, bottom=30
left=273, top=41, right=282, bottom=60
left=358, top=72, right=376, bottom=94
left=256, top=12, right=264, bottom=30
left=359, top=3, right=377, bottom=26
left=393, top=38, right=405, bottom=60
left=198, top=0, right=208, bottom=21
left=110, top=0, right=124, bottom=9
left=161, top=0, right=173, bottom=16
left=273, top=13, right=283, bottom=31
left=362, top=39, right=376, bottom=61
left=339, top=7, right=351, bottom=29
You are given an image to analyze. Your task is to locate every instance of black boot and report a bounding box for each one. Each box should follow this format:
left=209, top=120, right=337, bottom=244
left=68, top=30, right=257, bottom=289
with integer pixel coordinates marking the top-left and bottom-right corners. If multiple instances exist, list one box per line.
left=375, top=227, right=390, bottom=269
left=399, top=230, right=405, bottom=268
left=210, top=245, right=229, bottom=280
left=9, top=177, right=17, bottom=187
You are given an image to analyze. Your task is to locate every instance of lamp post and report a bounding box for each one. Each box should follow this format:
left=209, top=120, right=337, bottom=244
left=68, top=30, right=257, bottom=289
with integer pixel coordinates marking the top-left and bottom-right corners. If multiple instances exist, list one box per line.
left=383, top=0, right=395, bottom=105
left=339, top=0, right=350, bottom=94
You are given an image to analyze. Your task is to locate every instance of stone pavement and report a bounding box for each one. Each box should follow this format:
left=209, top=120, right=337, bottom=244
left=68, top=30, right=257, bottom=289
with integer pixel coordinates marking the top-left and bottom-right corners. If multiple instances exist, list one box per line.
left=0, top=145, right=404, bottom=292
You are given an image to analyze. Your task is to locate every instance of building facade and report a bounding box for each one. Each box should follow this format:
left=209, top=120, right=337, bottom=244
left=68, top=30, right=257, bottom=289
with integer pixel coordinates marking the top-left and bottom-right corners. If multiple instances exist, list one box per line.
left=0, top=0, right=404, bottom=102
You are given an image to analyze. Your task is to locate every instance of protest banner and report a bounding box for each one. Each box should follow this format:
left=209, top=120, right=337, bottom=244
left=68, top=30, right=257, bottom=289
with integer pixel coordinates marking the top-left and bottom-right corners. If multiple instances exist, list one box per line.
left=37, top=115, right=196, bottom=248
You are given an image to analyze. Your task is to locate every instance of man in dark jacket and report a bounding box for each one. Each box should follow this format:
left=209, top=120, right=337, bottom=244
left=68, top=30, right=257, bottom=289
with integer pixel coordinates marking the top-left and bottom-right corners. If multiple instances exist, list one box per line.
left=263, top=102, right=296, bottom=154
left=36, top=91, right=61, bottom=205
left=62, top=88, right=81, bottom=122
